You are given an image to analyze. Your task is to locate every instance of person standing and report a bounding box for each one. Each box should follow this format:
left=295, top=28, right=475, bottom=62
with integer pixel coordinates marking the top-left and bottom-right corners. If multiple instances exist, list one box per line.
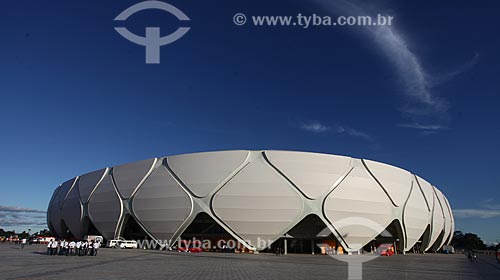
left=51, top=240, right=58, bottom=256
left=20, top=238, right=27, bottom=250
left=93, top=241, right=100, bottom=256
left=47, top=240, right=52, bottom=255
left=60, top=240, right=66, bottom=255
left=496, top=249, right=500, bottom=264
left=64, top=240, right=69, bottom=256
left=69, top=240, right=76, bottom=256
left=82, top=241, right=88, bottom=256
left=76, top=240, right=82, bottom=256
left=88, top=240, right=94, bottom=256
left=59, top=240, right=65, bottom=255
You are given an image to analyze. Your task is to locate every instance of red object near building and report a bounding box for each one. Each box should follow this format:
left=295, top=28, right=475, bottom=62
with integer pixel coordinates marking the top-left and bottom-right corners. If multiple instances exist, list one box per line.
left=378, top=244, right=395, bottom=256
left=178, top=240, right=203, bottom=253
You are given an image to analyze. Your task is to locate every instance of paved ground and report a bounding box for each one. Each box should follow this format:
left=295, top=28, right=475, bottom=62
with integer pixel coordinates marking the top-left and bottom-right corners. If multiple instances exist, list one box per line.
left=1, top=243, right=500, bottom=280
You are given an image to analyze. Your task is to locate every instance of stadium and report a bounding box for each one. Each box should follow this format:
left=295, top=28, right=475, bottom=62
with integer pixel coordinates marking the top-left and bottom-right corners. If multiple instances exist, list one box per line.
left=47, top=150, right=454, bottom=254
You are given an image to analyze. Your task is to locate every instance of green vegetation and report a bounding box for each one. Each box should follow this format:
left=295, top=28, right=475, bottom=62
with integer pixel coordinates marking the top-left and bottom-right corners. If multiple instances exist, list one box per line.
left=452, top=231, right=487, bottom=250
left=0, top=228, right=53, bottom=239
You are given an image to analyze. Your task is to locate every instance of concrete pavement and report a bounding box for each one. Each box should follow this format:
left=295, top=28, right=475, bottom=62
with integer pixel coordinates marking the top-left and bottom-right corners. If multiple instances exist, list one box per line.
left=1, top=243, right=499, bottom=280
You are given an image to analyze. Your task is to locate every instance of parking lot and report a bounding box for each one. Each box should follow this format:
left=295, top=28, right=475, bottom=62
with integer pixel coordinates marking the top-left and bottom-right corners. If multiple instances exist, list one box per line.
left=1, top=243, right=499, bottom=280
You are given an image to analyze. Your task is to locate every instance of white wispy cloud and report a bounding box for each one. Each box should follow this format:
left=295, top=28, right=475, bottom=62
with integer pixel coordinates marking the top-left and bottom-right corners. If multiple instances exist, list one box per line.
left=397, top=122, right=449, bottom=134
left=0, top=205, right=47, bottom=228
left=397, top=123, right=448, bottom=130
left=0, top=205, right=46, bottom=213
left=480, top=198, right=500, bottom=210
left=0, top=220, right=47, bottom=227
left=429, top=52, right=480, bottom=86
left=315, top=0, right=440, bottom=109
left=374, top=26, right=440, bottom=108
left=300, top=121, right=330, bottom=133
left=315, top=0, right=478, bottom=134
left=336, top=125, right=373, bottom=141
left=298, top=120, right=372, bottom=141
left=453, top=199, right=500, bottom=219
left=453, top=209, right=500, bottom=219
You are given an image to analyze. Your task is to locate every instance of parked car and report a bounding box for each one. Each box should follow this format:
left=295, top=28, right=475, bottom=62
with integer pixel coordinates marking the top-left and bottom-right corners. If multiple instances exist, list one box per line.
left=178, top=240, right=202, bottom=253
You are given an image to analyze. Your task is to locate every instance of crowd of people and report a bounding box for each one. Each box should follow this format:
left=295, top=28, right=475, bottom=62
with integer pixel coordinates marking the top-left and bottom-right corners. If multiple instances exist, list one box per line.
left=46, top=239, right=101, bottom=256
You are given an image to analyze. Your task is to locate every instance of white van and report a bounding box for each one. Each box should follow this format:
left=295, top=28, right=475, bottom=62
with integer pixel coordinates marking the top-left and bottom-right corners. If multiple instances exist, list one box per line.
left=107, top=239, right=122, bottom=248
left=119, top=240, right=138, bottom=249
left=107, top=239, right=137, bottom=249
left=84, top=235, right=104, bottom=243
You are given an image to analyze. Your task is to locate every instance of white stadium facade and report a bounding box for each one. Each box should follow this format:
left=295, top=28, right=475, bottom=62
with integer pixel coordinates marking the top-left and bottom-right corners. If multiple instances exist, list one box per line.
left=47, top=150, right=454, bottom=254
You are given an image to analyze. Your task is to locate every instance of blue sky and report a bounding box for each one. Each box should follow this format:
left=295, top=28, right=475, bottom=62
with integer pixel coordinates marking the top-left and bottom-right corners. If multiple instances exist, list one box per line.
left=0, top=0, right=499, bottom=243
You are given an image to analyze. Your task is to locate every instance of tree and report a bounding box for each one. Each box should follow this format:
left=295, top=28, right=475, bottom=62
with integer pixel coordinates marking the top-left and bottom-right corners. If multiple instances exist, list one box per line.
left=18, top=231, right=29, bottom=239
left=452, top=231, right=486, bottom=250
left=37, top=229, right=53, bottom=237
left=0, top=228, right=16, bottom=237
left=0, top=228, right=52, bottom=238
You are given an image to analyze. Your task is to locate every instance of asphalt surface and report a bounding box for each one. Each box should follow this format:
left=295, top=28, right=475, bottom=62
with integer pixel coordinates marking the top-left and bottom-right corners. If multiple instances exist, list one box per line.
left=1, top=243, right=499, bottom=280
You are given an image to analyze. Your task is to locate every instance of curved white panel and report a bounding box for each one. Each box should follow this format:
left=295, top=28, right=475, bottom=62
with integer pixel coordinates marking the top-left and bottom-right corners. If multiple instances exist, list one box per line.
left=443, top=196, right=454, bottom=245
left=427, top=192, right=445, bottom=251
left=168, top=151, right=249, bottom=197
left=48, top=207, right=61, bottom=236
left=213, top=154, right=303, bottom=250
left=415, top=176, right=434, bottom=212
left=48, top=185, right=60, bottom=209
left=49, top=150, right=454, bottom=250
left=47, top=185, right=61, bottom=235
left=364, top=160, right=412, bottom=207
left=56, top=178, right=77, bottom=209
left=78, top=168, right=107, bottom=203
left=50, top=178, right=76, bottom=237
left=88, top=174, right=122, bottom=240
left=113, top=158, right=156, bottom=199
left=61, top=180, right=83, bottom=238
left=403, top=181, right=431, bottom=251
left=265, top=150, right=352, bottom=199
left=324, top=164, right=394, bottom=251
left=132, top=166, right=192, bottom=241
left=435, top=188, right=451, bottom=249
